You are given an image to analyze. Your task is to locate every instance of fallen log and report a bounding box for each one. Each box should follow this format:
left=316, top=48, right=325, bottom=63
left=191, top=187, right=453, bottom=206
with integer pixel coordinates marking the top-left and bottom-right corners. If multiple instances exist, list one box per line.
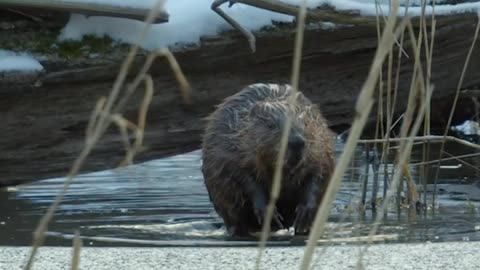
left=1, top=10, right=480, bottom=187
left=0, top=0, right=169, bottom=23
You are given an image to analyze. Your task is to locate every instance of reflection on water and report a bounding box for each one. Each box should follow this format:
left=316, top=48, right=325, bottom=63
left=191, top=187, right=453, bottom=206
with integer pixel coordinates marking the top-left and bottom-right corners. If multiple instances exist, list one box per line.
left=1, top=140, right=479, bottom=246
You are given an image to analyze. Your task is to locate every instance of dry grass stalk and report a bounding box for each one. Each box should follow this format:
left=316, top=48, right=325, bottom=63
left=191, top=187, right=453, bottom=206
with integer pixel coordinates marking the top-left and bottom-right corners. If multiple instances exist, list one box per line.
left=86, top=97, right=107, bottom=140
left=319, top=233, right=399, bottom=244
left=382, top=31, right=395, bottom=200
left=119, top=75, right=155, bottom=166
left=357, top=83, right=434, bottom=265
left=372, top=1, right=385, bottom=212
left=22, top=1, right=190, bottom=269
left=421, top=0, right=436, bottom=205
left=298, top=2, right=406, bottom=269
left=70, top=230, right=83, bottom=270
left=375, top=0, right=385, bottom=142
left=17, top=1, right=478, bottom=270
left=112, top=114, right=135, bottom=158
left=368, top=5, right=438, bottom=231
left=432, top=13, right=480, bottom=207
left=361, top=143, right=371, bottom=207
left=157, top=49, right=192, bottom=105
left=114, top=48, right=191, bottom=114
left=352, top=17, right=433, bottom=265
left=312, top=185, right=367, bottom=267
left=255, top=1, right=308, bottom=269
left=359, top=71, right=435, bottom=260
left=389, top=2, right=412, bottom=138
left=411, top=152, right=480, bottom=166
left=402, top=163, right=420, bottom=209
left=441, top=151, right=480, bottom=173
left=388, top=13, right=428, bottom=214
left=357, top=135, right=480, bottom=150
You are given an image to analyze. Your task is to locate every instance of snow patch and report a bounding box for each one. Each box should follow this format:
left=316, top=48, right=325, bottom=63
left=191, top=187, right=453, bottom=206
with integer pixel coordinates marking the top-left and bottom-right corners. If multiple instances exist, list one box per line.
left=0, top=50, right=44, bottom=73
left=61, top=0, right=165, bottom=9
left=302, top=0, right=480, bottom=17
left=451, top=120, right=480, bottom=136
left=58, top=0, right=295, bottom=50
left=57, top=0, right=480, bottom=51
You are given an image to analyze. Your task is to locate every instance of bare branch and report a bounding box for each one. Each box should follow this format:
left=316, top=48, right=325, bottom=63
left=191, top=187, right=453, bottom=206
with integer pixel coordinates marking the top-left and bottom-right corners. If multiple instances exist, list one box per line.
left=358, top=135, right=480, bottom=150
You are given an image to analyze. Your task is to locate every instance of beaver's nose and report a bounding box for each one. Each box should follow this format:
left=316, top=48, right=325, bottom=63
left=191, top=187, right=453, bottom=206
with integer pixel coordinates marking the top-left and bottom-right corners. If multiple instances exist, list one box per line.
left=288, top=135, right=305, bottom=151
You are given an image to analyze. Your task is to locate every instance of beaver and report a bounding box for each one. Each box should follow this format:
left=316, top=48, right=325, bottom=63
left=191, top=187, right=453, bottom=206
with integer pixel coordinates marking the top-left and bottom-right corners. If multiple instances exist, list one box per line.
left=201, top=83, right=335, bottom=237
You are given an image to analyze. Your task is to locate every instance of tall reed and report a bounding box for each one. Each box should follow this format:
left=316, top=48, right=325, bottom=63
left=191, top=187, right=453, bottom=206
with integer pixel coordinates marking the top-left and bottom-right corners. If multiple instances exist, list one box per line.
left=23, top=1, right=191, bottom=269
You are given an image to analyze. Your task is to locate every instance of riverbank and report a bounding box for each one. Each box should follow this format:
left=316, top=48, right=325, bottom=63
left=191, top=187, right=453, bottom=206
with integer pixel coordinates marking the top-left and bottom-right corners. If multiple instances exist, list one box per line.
left=2, top=5, right=480, bottom=188
left=1, top=241, right=478, bottom=269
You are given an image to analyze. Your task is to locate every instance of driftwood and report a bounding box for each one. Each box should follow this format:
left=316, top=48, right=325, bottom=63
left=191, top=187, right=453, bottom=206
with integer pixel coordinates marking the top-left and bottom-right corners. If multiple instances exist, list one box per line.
left=1, top=10, right=480, bottom=187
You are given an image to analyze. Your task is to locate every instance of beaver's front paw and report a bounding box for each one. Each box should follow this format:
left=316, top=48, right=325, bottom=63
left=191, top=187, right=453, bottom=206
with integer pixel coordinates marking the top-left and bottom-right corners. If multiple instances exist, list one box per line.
left=293, top=204, right=316, bottom=235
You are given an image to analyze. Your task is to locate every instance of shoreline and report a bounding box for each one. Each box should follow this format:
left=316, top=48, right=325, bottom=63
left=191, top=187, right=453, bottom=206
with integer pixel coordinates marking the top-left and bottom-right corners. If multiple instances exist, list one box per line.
left=2, top=241, right=478, bottom=269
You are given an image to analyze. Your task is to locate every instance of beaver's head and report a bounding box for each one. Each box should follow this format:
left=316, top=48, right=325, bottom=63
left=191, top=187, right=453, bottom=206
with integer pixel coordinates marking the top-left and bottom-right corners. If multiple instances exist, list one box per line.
left=243, top=101, right=307, bottom=170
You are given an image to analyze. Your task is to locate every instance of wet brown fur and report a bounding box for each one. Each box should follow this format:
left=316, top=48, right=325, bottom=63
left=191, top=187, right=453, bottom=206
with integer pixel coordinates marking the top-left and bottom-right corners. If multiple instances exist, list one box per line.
left=201, top=83, right=335, bottom=237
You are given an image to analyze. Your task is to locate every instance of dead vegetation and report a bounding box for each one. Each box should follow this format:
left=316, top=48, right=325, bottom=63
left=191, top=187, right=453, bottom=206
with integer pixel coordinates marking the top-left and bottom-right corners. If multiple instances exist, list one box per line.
left=14, top=0, right=480, bottom=269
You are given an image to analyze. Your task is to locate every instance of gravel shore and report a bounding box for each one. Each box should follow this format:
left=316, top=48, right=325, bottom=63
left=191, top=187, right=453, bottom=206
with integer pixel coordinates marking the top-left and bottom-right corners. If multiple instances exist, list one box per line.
left=1, top=241, right=478, bottom=270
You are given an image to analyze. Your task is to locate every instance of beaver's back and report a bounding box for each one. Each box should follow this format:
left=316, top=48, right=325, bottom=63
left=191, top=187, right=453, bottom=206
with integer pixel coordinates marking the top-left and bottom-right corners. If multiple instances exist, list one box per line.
left=202, top=84, right=293, bottom=152
left=209, top=84, right=293, bottom=130
left=201, top=83, right=304, bottom=179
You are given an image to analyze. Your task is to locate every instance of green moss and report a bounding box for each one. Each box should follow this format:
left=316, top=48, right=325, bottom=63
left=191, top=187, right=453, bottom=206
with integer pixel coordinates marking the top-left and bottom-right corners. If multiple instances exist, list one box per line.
left=0, top=30, right=57, bottom=53
left=55, top=40, right=83, bottom=59
left=0, top=30, right=133, bottom=59
left=56, top=35, right=122, bottom=59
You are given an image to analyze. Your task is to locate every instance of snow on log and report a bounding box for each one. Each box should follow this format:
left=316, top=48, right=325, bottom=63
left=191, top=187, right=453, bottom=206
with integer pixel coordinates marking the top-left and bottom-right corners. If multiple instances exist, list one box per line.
left=0, top=49, right=44, bottom=72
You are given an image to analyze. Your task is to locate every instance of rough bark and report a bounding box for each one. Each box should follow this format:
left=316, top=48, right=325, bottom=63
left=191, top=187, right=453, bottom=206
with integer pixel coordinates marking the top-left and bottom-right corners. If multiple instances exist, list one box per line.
left=2, top=13, right=480, bottom=187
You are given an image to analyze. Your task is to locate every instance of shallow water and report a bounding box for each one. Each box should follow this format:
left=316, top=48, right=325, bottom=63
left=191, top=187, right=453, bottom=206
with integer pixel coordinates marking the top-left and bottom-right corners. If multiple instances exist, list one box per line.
left=1, top=140, right=480, bottom=247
